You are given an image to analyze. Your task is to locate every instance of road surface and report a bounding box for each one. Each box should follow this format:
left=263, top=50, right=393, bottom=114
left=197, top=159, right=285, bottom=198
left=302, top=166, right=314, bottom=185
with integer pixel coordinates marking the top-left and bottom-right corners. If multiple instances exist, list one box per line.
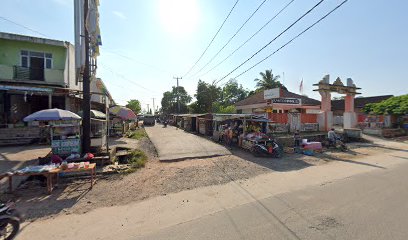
left=144, top=124, right=230, bottom=161
left=15, top=142, right=408, bottom=240
left=136, top=151, right=408, bottom=240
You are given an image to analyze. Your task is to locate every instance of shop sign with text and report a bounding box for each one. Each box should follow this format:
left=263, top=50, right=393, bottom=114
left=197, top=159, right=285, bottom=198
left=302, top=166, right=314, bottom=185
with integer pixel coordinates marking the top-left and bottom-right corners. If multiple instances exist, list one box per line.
left=271, top=98, right=301, bottom=105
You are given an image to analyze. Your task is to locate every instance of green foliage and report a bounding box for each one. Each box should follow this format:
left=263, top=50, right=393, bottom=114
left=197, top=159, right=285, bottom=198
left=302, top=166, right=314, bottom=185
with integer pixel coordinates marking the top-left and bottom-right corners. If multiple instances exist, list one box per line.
left=221, top=79, right=249, bottom=106
left=254, top=69, right=286, bottom=91
left=126, top=99, right=142, bottom=114
left=194, top=80, right=221, bottom=113
left=125, top=128, right=147, bottom=140
left=363, top=95, right=408, bottom=115
left=128, top=149, right=147, bottom=169
left=212, top=103, right=236, bottom=113
left=161, top=86, right=192, bottom=114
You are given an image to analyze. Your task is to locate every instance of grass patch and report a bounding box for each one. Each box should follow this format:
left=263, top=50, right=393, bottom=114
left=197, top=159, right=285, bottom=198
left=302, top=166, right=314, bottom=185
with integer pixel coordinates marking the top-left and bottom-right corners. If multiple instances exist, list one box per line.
left=125, top=128, right=147, bottom=140
left=128, top=149, right=148, bottom=169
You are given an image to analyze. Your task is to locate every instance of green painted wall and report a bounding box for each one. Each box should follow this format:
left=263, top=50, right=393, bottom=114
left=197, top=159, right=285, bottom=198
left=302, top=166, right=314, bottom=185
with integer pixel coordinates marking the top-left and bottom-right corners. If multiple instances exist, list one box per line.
left=0, top=39, right=66, bottom=70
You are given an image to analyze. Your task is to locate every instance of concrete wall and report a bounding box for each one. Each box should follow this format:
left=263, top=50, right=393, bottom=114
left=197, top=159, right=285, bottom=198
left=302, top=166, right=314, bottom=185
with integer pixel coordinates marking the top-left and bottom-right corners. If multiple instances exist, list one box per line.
left=0, top=64, right=13, bottom=79
left=0, top=39, right=66, bottom=69
left=64, top=43, right=80, bottom=90
left=0, top=38, right=67, bottom=86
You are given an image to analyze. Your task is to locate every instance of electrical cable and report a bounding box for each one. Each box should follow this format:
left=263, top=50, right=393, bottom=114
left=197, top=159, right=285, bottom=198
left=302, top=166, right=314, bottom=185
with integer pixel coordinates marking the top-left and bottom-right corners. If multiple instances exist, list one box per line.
left=101, top=47, right=173, bottom=75
left=233, top=0, right=349, bottom=80
left=99, top=63, right=160, bottom=95
left=215, top=0, right=325, bottom=85
left=198, top=0, right=295, bottom=79
left=183, top=0, right=240, bottom=78
left=189, top=0, right=269, bottom=79
left=0, top=16, right=50, bottom=38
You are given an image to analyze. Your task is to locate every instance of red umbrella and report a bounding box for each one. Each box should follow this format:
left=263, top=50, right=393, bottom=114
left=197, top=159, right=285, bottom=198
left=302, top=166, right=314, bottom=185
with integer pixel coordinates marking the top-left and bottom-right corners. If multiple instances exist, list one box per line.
left=109, top=106, right=137, bottom=120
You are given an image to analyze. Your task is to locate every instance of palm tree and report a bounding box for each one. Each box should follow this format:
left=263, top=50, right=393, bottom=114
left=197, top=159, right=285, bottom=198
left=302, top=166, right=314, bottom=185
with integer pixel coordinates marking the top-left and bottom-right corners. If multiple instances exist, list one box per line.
left=254, top=69, right=286, bottom=91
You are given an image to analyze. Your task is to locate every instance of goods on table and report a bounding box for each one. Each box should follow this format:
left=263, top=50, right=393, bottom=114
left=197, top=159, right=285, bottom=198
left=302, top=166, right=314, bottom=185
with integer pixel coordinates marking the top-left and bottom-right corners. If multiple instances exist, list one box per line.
left=15, top=165, right=57, bottom=174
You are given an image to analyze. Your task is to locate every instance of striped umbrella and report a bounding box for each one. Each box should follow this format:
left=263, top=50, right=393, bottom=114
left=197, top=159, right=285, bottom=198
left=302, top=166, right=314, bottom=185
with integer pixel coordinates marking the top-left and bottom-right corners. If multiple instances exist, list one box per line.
left=109, top=106, right=137, bottom=120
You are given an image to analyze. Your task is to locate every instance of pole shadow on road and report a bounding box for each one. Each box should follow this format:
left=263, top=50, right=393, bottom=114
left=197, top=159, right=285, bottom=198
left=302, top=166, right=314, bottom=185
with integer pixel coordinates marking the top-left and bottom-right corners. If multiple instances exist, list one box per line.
left=229, top=148, right=313, bottom=172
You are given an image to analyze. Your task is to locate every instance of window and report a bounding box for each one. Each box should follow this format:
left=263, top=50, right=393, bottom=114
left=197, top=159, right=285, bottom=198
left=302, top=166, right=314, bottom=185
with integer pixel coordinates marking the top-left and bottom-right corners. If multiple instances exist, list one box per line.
left=45, top=53, right=53, bottom=69
left=21, top=50, right=28, bottom=67
left=21, top=56, right=28, bottom=67
left=45, top=58, right=52, bottom=69
left=20, top=50, right=53, bottom=69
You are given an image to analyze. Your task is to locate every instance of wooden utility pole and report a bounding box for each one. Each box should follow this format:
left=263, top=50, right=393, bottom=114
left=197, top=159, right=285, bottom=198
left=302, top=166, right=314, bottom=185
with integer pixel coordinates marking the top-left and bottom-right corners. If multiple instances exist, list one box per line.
left=82, top=0, right=91, bottom=154
left=173, top=76, right=182, bottom=113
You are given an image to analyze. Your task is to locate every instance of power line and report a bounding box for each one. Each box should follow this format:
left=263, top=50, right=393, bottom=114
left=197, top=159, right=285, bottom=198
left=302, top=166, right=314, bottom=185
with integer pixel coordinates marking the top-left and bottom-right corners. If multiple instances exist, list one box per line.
left=198, top=0, right=295, bottom=79
left=233, top=0, right=349, bottom=80
left=189, top=0, right=269, bottom=79
left=215, top=0, right=325, bottom=85
left=0, top=16, right=50, bottom=38
left=99, top=63, right=160, bottom=95
left=101, top=47, right=173, bottom=74
left=183, top=0, right=240, bottom=78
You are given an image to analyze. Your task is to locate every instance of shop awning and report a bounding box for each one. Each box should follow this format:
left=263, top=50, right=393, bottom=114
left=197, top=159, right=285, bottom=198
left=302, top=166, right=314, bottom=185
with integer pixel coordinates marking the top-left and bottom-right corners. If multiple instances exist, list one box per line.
left=0, top=84, right=53, bottom=93
left=78, top=110, right=106, bottom=120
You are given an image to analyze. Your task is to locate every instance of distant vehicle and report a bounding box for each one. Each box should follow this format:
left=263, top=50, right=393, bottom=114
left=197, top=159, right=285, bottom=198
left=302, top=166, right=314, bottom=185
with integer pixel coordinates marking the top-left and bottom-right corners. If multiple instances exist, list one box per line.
left=138, top=115, right=144, bottom=121
left=143, top=115, right=155, bottom=126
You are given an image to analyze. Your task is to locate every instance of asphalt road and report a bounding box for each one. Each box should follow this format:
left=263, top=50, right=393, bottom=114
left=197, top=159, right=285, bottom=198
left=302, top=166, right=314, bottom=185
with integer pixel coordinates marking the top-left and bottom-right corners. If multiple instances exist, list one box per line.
left=144, top=124, right=230, bottom=161
left=136, top=155, right=408, bottom=240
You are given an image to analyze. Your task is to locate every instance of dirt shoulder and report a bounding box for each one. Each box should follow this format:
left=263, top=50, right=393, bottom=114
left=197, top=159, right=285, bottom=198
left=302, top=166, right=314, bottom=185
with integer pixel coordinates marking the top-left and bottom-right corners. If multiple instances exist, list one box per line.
left=2, top=135, right=405, bottom=222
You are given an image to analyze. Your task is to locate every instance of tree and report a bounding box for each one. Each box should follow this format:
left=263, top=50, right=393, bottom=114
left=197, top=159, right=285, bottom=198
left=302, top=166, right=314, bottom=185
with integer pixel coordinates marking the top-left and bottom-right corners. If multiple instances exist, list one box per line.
left=363, top=95, right=408, bottom=115
left=126, top=99, right=141, bottom=114
left=194, top=80, right=221, bottom=113
left=221, top=79, right=249, bottom=106
left=212, top=102, right=236, bottom=114
left=254, top=69, right=286, bottom=91
left=161, top=86, right=192, bottom=114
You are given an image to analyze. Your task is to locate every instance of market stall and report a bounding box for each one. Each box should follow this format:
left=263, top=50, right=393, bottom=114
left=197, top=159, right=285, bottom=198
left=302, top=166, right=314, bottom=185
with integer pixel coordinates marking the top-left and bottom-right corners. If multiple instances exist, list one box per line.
left=23, top=108, right=82, bottom=157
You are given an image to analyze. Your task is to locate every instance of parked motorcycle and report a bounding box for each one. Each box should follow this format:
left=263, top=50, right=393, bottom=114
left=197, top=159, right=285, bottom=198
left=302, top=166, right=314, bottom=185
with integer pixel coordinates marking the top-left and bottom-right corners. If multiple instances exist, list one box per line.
left=251, top=138, right=282, bottom=158
left=0, top=202, right=21, bottom=240
left=163, top=120, right=168, bottom=128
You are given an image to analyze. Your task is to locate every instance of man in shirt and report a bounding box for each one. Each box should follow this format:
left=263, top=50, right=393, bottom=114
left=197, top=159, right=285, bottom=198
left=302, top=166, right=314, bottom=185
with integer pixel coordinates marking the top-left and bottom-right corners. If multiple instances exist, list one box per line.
left=327, top=128, right=339, bottom=145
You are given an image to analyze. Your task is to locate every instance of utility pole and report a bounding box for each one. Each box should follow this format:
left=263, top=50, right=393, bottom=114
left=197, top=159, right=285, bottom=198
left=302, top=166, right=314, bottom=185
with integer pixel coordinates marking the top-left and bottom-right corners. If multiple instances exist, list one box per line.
left=82, top=0, right=91, bottom=154
left=147, top=104, right=150, bottom=114
left=173, top=76, right=182, bottom=113
left=152, top=98, right=155, bottom=115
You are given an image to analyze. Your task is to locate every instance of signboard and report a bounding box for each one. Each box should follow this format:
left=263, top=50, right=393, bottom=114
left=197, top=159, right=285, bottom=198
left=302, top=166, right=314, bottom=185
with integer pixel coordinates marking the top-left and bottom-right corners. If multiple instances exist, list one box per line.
left=52, top=139, right=81, bottom=155
left=264, top=88, right=280, bottom=99
left=271, top=98, right=301, bottom=105
left=306, top=109, right=323, bottom=114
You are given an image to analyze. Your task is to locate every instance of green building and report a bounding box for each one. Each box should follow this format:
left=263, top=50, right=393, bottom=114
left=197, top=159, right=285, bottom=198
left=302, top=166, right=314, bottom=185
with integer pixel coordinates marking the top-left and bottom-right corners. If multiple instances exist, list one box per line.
left=0, top=32, right=81, bottom=128
left=0, top=32, right=113, bottom=144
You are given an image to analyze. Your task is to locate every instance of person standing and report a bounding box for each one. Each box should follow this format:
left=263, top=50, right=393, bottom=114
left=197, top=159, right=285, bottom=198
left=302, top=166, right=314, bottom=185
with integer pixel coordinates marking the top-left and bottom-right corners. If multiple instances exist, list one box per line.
left=294, top=130, right=301, bottom=153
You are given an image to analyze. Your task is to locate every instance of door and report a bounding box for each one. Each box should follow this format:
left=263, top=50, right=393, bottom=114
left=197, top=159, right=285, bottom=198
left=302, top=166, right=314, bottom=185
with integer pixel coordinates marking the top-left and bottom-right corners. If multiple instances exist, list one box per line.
left=289, top=113, right=301, bottom=132
left=30, top=57, right=44, bottom=80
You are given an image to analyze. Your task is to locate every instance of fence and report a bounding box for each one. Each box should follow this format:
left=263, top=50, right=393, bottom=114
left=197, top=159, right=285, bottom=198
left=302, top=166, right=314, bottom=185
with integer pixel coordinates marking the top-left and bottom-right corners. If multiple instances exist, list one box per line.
left=268, top=123, right=289, bottom=133
left=301, top=113, right=317, bottom=123
left=268, top=113, right=288, bottom=123
left=300, top=123, right=319, bottom=132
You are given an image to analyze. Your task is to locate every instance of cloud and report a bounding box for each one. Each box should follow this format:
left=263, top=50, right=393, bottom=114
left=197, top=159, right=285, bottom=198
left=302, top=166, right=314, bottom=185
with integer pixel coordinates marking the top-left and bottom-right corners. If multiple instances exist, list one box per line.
left=113, top=11, right=126, bottom=20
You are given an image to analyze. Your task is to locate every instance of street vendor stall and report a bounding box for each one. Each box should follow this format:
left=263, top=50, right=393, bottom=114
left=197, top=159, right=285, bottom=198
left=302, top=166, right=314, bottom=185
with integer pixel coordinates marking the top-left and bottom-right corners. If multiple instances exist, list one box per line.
left=49, top=120, right=81, bottom=156
left=23, top=108, right=82, bottom=157
left=7, top=162, right=96, bottom=194
left=109, top=106, right=137, bottom=135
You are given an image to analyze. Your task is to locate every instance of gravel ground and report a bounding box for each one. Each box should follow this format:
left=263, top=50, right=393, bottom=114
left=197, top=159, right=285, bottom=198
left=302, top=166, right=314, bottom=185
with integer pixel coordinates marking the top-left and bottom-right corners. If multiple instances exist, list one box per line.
left=0, top=136, right=396, bottom=222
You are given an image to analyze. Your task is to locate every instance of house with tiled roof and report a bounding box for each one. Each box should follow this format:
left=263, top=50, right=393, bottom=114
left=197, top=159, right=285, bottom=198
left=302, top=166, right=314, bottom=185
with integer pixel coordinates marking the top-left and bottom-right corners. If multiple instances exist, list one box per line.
left=235, top=88, right=322, bottom=132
